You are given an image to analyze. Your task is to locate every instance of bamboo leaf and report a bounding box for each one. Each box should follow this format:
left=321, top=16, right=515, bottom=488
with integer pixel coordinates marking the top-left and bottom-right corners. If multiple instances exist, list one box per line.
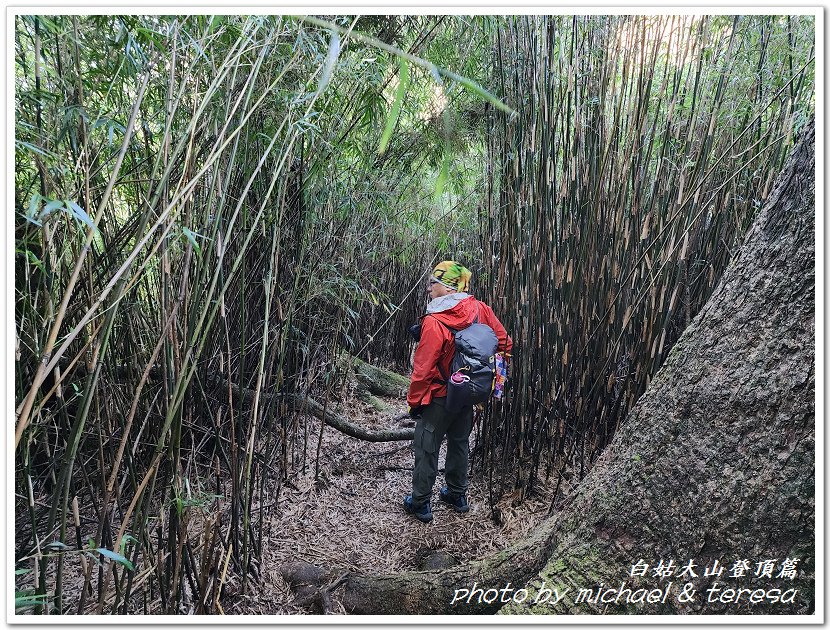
left=65, top=200, right=99, bottom=235
left=120, top=534, right=139, bottom=555
left=15, top=140, right=52, bottom=157
left=181, top=227, right=203, bottom=254
left=434, top=153, right=450, bottom=199
left=44, top=540, right=70, bottom=551
left=95, top=547, right=134, bottom=571
left=208, top=15, right=224, bottom=34
left=21, top=250, right=44, bottom=272
left=443, top=70, right=514, bottom=115
left=83, top=550, right=104, bottom=567
left=377, top=58, right=409, bottom=155
left=315, top=30, right=340, bottom=97
left=15, top=593, right=47, bottom=610
left=27, top=193, right=40, bottom=215
left=41, top=200, right=65, bottom=217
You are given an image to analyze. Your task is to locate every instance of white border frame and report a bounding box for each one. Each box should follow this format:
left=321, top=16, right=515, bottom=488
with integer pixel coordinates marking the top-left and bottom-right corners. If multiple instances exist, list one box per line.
left=5, top=4, right=823, bottom=625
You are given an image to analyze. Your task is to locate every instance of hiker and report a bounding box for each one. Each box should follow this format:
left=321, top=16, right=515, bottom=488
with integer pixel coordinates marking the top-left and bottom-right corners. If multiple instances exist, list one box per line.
left=404, top=260, right=512, bottom=523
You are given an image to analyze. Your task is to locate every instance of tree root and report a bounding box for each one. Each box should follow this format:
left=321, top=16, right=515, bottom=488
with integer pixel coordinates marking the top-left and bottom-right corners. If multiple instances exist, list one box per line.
left=279, top=518, right=561, bottom=614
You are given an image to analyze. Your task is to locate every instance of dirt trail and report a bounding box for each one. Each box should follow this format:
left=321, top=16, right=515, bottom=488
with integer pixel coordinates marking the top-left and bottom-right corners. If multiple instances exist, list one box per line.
left=229, top=393, right=555, bottom=614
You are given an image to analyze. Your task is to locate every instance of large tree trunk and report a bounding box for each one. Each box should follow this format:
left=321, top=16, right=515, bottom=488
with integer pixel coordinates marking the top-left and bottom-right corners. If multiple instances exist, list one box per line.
left=300, top=120, right=815, bottom=615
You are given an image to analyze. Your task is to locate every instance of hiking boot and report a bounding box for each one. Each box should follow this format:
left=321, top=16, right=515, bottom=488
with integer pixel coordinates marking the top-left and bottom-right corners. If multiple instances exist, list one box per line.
left=403, top=495, right=433, bottom=523
left=439, top=486, right=470, bottom=513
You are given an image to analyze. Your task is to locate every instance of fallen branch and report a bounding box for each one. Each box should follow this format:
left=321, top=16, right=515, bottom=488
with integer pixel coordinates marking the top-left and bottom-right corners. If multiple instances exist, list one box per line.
left=283, top=394, right=414, bottom=443
left=206, top=374, right=414, bottom=442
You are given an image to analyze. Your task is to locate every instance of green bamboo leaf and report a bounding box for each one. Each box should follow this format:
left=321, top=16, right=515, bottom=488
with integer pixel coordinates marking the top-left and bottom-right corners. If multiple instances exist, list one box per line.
left=24, top=195, right=42, bottom=226
left=15, top=140, right=51, bottom=157
left=26, top=214, right=43, bottom=226
left=37, top=16, right=59, bottom=33
left=83, top=550, right=103, bottom=567
left=315, top=30, right=340, bottom=97
left=434, top=152, right=450, bottom=199
left=44, top=540, right=70, bottom=551
left=95, top=547, right=134, bottom=571
left=65, top=200, right=99, bottom=235
left=378, top=58, right=409, bottom=154
left=120, top=533, right=139, bottom=555
left=15, top=593, right=47, bottom=610
left=41, top=200, right=65, bottom=217
left=25, top=250, right=44, bottom=272
left=181, top=227, right=201, bottom=254
left=208, top=15, right=224, bottom=34
left=14, top=568, right=31, bottom=576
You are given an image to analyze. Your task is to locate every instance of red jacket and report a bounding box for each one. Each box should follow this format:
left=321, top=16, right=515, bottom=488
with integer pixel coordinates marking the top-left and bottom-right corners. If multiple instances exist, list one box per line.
left=407, top=295, right=513, bottom=409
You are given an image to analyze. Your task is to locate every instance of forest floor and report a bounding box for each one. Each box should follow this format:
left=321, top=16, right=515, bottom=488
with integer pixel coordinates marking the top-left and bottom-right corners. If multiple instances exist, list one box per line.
left=227, top=390, right=559, bottom=615
left=14, top=381, right=560, bottom=615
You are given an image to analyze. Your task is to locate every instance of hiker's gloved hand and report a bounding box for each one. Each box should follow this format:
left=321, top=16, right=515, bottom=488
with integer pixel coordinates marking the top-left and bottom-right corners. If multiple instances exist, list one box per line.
left=474, top=403, right=485, bottom=413
left=408, top=405, right=422, bottom=419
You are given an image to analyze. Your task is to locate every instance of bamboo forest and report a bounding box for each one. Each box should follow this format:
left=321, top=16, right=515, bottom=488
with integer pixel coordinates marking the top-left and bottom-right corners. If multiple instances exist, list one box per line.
left=13, top=14, right=817, bottom=617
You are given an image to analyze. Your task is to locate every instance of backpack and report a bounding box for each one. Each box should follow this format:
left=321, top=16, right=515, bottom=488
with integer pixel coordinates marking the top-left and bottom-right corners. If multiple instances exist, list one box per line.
left=434, top=312, right=499, bottom=413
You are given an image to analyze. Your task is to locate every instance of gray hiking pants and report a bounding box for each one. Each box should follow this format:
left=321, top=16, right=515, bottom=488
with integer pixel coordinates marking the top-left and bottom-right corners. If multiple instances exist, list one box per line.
left=411, top=397, right=473, bottom=506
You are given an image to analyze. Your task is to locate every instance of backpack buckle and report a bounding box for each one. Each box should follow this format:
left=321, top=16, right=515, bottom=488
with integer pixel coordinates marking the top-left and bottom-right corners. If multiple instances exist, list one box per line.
left=450, top=371, right=471, bottom=384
